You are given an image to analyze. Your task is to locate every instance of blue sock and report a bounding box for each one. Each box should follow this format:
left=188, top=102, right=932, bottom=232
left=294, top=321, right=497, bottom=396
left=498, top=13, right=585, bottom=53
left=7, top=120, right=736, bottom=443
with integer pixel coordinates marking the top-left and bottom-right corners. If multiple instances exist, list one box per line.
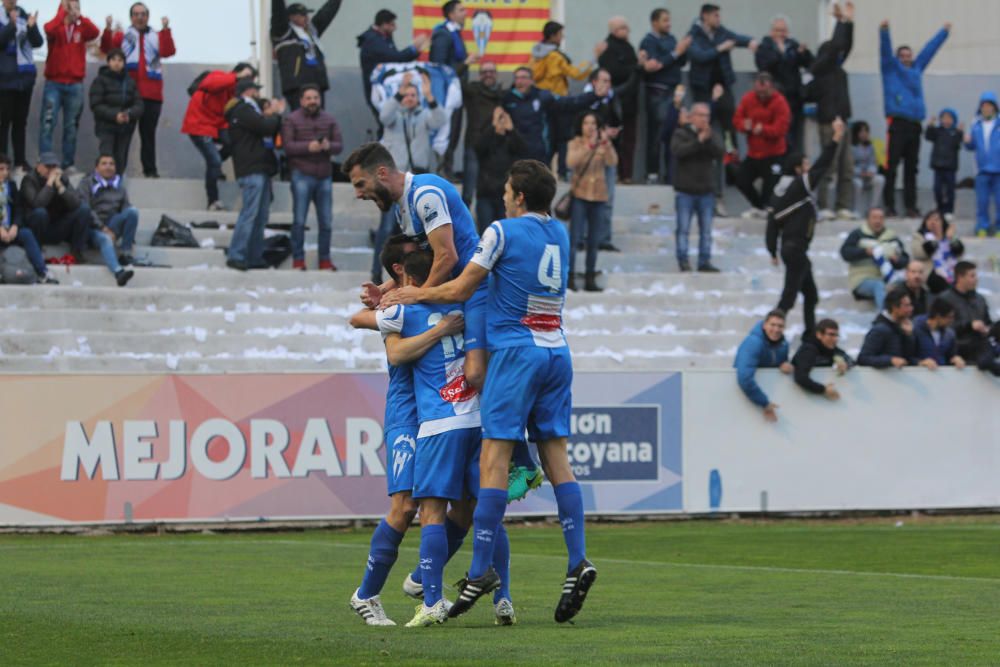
left=492, top=523, right=511, bottom=604
left=411, top=517, right=467, bottom=585
left=418, top=523, right=448, bottom=606
left=468, top=488, right=507, bottom=579
left=511, top=440, right=536, bottom=470
left=357, top=519, right=404, bottom=600
left=554, top=481, right=587, bottom=572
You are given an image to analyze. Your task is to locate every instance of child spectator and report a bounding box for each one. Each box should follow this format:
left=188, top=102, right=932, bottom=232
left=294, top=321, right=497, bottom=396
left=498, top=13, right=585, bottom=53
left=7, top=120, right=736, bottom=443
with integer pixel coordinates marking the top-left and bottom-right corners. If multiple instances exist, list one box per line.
left=851, top=121, right=884, bottom=217
left=963, top=92, right=1000, bottom=237
left=791, top=318, right=853, bottom=400
left=733, top=310, right=792, bottom=423
left=910, top=210, right=963, bottom=294
left=89, top=48, right=143, bottom=173
left=924, top=108, right=963, bottom=219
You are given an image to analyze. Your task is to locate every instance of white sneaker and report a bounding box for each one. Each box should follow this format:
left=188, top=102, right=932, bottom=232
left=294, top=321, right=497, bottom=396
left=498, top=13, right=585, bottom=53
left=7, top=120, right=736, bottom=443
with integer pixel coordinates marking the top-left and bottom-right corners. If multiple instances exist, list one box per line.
left=818, top=209, right=836, bottom=221
left=741, top=207, right=766, bottom=219
left=207, top=201, right=227, bottom=211
left=646, top=173, right=659, bottom=185
left=350, top=589, right=396, bottom=626
left=402, top=573, right=423, bottom=600
left=714, top=202, right=729, bottom=217
left=836, top=208, right=859, bottom=220
left=494, top=598, right=517, bottom=626
left=404, top=599, right=449, bottom=627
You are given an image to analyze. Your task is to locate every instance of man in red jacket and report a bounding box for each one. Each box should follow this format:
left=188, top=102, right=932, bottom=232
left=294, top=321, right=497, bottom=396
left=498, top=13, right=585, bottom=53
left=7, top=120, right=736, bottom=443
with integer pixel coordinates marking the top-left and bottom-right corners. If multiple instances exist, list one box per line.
left=100, top=2, right=175, bottom=178
left=40, top=0, right=100, bottom=172
left=733, top=72, right=790, bottom=217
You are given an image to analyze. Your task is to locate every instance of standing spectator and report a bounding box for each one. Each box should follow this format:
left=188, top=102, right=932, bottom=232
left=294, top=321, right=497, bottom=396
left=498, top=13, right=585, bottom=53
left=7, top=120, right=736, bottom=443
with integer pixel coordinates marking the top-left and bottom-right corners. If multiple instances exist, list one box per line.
left=270, top=0, right=341, bottom=111
left=598, top=16, right=639, bottom=182
left=913, top=299, right=966, bottom=369
left=567, top=110, right=617, bottom=292
left=379, top=71, right=447, bottom=174
left=671, top=102, right=723, bottom=272
left=791, top=319, right=853, bottom=400
left=754, top=14, right=813, bottom=151
left=964, top=92, right=1000, bottom=238
left=638, top=8, right=690, bottom=184
left=937, top=261, right=992, bottom=363
left=281, top=84, right=342, bottom=271
left=734, top=310, right=792, bottom=423
left=733, top=72, right=790, bottom=218
left=809, top=1, right=854, bottom=221
left=40, top=0, right=100, bottom=172
left=77, top=153, right=136, bottom=286
left=429, top=0, right=476, bottom=179
left=924, top=108, right=963, bottom=219
left=767, top=117, right=845, bottom=335
left=910, top=210, right=963, bottom=294
left=585, top=67, right=630, bottom=252
left=88, top=48, right=142, bottom=174
left=880, top=19, right=950, bottom=217
left=900, top=260, right=930, bottom=317
left=857, top=286, right=917, bottom=369
left=224, top=80, right=285, bottom=271
left=840, top=207, right=909, bottom=310
left=181, top=63, right=255, bottom=210
left=0, top=154, right=58, bottom=283
left=460, top=60, right=504, bottom=208
left=851, top=121, right=884, bottom=217
left=0, top=0, right=42, bottom=173
left=100, top=3, right=175, bottom=178
left=474, top=106, right=524, bottom=234
left=19, top=151, right=89, bottom=259
left=357, top=9, right=426, bottom=129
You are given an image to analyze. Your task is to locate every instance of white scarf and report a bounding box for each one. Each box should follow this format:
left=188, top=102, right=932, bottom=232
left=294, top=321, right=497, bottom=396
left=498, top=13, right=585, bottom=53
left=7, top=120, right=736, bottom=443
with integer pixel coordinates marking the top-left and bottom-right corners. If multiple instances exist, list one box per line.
left=0, top=10, right=36, bottom=72
left=122, top=26, right=162, bottom=80
left=290, top=23, right=318, bottom=64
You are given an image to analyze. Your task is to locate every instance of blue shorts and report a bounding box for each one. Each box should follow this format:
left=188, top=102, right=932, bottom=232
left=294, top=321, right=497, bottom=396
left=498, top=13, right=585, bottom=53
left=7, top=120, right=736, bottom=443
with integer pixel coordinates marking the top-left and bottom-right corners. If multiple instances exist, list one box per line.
left=413, top=427, right=481, bottom=500
left=482, top=346, right=573, bottom=442
left=463, top=282, right=488, bottom=352
left=385, top=426, right=417, bottom=497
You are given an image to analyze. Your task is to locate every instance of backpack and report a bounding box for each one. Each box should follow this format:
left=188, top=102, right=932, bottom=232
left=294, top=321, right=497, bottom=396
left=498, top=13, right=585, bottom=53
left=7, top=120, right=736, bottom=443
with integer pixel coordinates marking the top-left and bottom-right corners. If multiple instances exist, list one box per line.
left=187, top=70, right=211, bottom=96
left=0, top=245, right=38, bottom=284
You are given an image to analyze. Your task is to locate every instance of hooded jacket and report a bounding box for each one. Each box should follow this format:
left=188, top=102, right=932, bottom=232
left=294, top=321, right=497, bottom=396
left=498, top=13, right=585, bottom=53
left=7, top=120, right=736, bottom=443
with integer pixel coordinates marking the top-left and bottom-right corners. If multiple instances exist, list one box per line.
left=43, top=4, right=100, bottom=84
left=808, top=20, right=852, bottom=123
left=840, top=222, right=909, bottom=291
left=224, top=97, right=282, bottom=179
left=686, top=20, right=751, bottom=91
left=791, top=332, right=854, bottom=394
left=913, top=314, right=958, bottom=365
left=924, top=109, right=962, bottom=171
left=733, top=90, right=791, bottom=159
left=858, top=313, right=917, bottom=368
left=530, top=42, right=591, bottom=97
left=379, top=94, right=448, bottom=173
left=733, top=322, right=789, bottom=407
left=0, top=6, right=44, bottom=91
left=270, top=0, right=341, bottom=95
left=89, top=65, right=144, bottom=135
left=880, top=26, right=948, bottom=122
left=964, top=92, right=1000, bottom=174
left=181, top=71, right=237, bottom=138
left=754, top=36, right=813, bottom=106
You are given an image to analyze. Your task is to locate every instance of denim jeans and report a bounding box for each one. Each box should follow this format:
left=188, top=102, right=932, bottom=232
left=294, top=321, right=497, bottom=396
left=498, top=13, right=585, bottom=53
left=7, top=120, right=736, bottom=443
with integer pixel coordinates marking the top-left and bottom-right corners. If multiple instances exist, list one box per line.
left=371, top=205, right=400, bottom=282
left=475, top=194, right=504, bottom=235
left=188, top=130, right=230, bottom=206
left=290, top=170, right=332, bottom=262
left=675, top=192, right=715, bottom=267
left=461, top=146, right=478, bottom=207
left=106, top=207, right=139, bottom=252
left=601, top=165, right=616, bottom=245
left=89, top=228, right=122, bottom=275
left=645, top=86, right=673, bottom=179
left=570, top=198, right=604, bottom=275
left=974, top=172, right=1000, bottom=234
left=2, top=226, right=47, bottom=275
left=854, top=277, right=887, bottom=310
left=39, top=81, right=84, bottom=168
left=229, top=173, right=271, bottom=265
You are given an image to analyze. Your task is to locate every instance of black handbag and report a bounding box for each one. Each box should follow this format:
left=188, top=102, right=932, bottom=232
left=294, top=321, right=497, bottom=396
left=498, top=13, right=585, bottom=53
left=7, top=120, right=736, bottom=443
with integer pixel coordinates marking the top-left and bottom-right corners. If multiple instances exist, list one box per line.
left=150, top=215, right=199, bottom=248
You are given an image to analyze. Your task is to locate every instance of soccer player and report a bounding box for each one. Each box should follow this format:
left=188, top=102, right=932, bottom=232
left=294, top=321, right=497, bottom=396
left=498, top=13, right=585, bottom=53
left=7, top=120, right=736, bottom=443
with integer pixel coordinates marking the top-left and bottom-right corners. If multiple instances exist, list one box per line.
left=382, top=160, right=596, bottom=623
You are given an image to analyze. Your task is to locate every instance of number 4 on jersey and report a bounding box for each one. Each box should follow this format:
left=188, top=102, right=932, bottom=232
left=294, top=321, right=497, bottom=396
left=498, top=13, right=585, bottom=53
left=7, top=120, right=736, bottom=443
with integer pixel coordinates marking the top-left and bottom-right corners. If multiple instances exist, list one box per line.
left=538, top=244, right=562, bottom=292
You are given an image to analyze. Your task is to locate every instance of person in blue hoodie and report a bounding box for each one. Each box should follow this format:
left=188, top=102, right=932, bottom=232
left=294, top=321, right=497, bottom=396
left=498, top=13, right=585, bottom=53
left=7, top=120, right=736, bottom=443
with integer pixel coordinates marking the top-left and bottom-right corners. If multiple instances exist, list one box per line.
left=964, top=91, right=1000, bottom=237
left=924, top=108, right=963, bottom=218
left=0, top=2, right=43, bottom=172
left=879, top=19, right=950, bottom=217
left=913, top=298, right=966, bottom=369
left=733, top=309, right=792, bottom=423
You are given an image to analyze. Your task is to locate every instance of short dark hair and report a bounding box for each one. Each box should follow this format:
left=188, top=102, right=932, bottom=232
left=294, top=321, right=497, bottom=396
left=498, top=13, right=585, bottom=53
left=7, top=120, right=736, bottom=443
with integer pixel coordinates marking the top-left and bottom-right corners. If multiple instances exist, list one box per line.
left=374, top=9, right=397, bottom=26
left=298, top=84, right=321, bottom=99
left=851, top=120, right=870, bottom=146
left=701, top=4, right=720, bottom=17
left=574, top=110, right=604, bottom=137
left=380, top=234, right=415, bottom=283
left=782, top=151, right=805, bottom=175
left=765, top=309, right=786, bottom=322
left=232, top=61, right=257, bottom=77
left=106, top=48, right=125, bottom=62
left=884, top=285, right=911, bottom=313
left=543, top=20, right=563, bottom=42
left=650, top=8, right=669, bottom=23
left=816, top=319, right=839, bottom=334
left=514, top=66, right=533, bottom=78
left=403, top=249, right=434, bottom=286
left=95, top=153, right=116, bottom=166
left=755, top=71, right=774, bottom=85
left=928, top=298, right=956, bottom=319
left=954, top=260, right=976, bottom=279
left=129, top=2, right=147, bottom=16
left=508, top=160, right=556, bottom=213
left=896, top=45, right=912, bottom=57
left=0, top=154, right=11, bottom=168
left=341, top=142, right=397, bottom=176
left=442, top=0, right=461, bottom=20
left=588, top=67, right=609, bottom=83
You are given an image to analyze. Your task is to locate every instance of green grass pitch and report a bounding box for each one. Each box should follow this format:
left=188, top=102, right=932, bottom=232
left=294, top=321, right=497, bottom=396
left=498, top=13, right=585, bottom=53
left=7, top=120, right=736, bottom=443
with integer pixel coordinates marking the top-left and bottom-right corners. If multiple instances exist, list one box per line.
left=2, top=518, right=999, bottom=665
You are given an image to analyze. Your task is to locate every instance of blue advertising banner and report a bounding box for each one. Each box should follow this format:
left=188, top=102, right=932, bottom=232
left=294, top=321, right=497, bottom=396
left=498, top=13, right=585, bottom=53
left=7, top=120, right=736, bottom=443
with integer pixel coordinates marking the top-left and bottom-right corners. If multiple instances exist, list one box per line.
left=567, top=406, right=660, bottom=482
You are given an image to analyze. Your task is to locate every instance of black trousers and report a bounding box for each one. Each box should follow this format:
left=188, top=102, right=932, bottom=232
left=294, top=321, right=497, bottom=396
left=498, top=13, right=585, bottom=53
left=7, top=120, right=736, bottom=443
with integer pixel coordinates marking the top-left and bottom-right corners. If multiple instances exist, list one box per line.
left=0, top=87, right=33, bottom=167
left=137, top=98, right=162, bottom=175
left=98, top=124, right=136, bottom=174
left=777, top=245, right=818, bottom=335
left=884, top=117, right=922, bottom=212
left=737, top=156, right=782, bottom=209
left=442, top=107, right=462, bottom=175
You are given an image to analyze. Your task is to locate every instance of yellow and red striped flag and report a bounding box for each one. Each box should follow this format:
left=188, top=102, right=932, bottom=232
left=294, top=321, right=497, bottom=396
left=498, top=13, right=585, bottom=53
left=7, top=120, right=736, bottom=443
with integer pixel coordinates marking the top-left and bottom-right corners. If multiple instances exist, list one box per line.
left=413, top=0, right=551, bottom=72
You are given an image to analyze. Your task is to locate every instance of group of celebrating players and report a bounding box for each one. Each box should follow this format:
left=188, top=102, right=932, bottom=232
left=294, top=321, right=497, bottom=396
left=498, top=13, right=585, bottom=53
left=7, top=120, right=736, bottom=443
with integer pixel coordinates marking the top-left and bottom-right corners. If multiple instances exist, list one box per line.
left=342, top=143, right=595, bottom=627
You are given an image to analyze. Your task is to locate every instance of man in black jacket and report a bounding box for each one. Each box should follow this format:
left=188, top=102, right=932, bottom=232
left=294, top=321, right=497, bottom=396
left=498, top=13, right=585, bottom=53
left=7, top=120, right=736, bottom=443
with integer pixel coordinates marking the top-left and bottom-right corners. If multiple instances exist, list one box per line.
left=429, top=0, right=477, bottom=179
left=767, top=117, right=844, bottom=335
left=791, top=318, right=853, bottom=400
left=20, top=151, right=90, bottom=260
left=224, top=80, right=285, bottom=270
left=671, top=102, right=724, bottom=272
left=474, top=107, right=524, bottom=233
left=89, top=49, right=143, bottom=173
left=937, top=261, right=993, bottom=362
left=0, top=155, right=58, bottom=283
left=858, top=286, right=917, bottom=368
left=271, top=0, right=341, bottom=110
left=357, top=9, right=427, bottom=131
left=460, top=61, right=504, bottom=208
left=755, top=15, right=813, bottom=151
left=598, top=16, right=639, bottom=182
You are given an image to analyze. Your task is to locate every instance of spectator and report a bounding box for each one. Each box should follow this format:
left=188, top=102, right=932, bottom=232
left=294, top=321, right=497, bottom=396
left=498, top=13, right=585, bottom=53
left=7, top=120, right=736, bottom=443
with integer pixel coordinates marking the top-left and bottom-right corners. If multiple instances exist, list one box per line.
left=809, top=1, right=854, bottom=221
left=567, top=110, right=617, bottom=292
left=977, top=322, right=1000, bottom=376
left=40, top=0, right=100, bottom=172
left=474, top=106, right=524, bottom=234
left=77, top=153, right=136, bottom=286
left=910, top=210, right=963, bottom=294
left=429, top=0, right=476, bottom=179
left=791, top=318, right=853, bottom=400
left=598, top=16, right=639, bottom=183
left=100, top=3, right=175, bottom=178
left=88, top=48, right=143, bottom=174
left=224, top=80, right=285, bottom=271
left=924, top=109, right=963, bottom=219
left=857, top=286, right=917, bottom=368
left=181, top=63, right=255, bottom=210
left=840, top=207, right=909, bottom=310
left=281, top=84, right=342, bottom=272
left=755, top=14, right=813, bottom=151
left=0, top=154, right=58, bottom=283
left=20, top=151, right=89, bottom=260
left=270, top=0, right=341, bottom=110
left=733, top=72, right=790, bottom=217
left=937, top=261, right=992, bottom=363
left=851, top=120, right=884, bottom=217
left=671, top=101, right=723, bottom=273
left=734, top=310, right=792, bottom=423
left=963, top=92, right=1000, bottom=238
left=900, top=260, right=930, bottom=317
left=913, top=298, right=966, bottom=369
left=358, top=9, right=426, bottom=129
left=880, top=18, right=950, bottom=217
left=585, top=67, right=630, bottom=253
left=767, top=117, right=845, bottom=335
left=638, top=7, right=690, bottom=184
left=460, top=60, right=503, bottom=208
left=379, top=71, right=447, bottom=175
left=0, top=1, right=42, bottom=174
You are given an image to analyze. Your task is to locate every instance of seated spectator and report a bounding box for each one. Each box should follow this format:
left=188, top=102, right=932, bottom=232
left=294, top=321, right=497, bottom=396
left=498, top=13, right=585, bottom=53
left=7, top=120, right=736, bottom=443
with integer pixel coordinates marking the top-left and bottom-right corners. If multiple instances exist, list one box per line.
left=671, top=101, right=723, bottom=273
left=910, top=209, right=964, bottom=294
left=0, top=155, right=58, bottom=284
left=913, top=298, right=966, bottom=369
left=19, top=152, right=90, bottom=262
left=900, top=260, right=930, bottom=317
left=474, top=106, right=525, bottom=234
left=857, top=286, right=917, bottom=368
left=840, top=206, right=909, bottom=310
left=89, top=48, right=143, bottom=174
left=937, top=260, right=993, bottom=362
left=77, top=154, right=136, bottom=286
left=733, top=72, right=790, bottom=218
left=379, top=71, right=446, bottom=174
left=734, top=309, right=792, bottom=423
left=791, top=318, right=853, bottom=400
left=851, top=121, right=884, bottom=218
left=977, top=322, right=1000, bottom=376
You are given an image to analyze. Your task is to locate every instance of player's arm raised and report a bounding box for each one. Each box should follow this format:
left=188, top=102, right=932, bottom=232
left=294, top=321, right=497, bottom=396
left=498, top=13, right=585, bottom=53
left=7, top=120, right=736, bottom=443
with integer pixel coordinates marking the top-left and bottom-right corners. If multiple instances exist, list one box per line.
left=382, top=313, right=465, bottom=365
left=381, top=262, right=488, bottom=308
